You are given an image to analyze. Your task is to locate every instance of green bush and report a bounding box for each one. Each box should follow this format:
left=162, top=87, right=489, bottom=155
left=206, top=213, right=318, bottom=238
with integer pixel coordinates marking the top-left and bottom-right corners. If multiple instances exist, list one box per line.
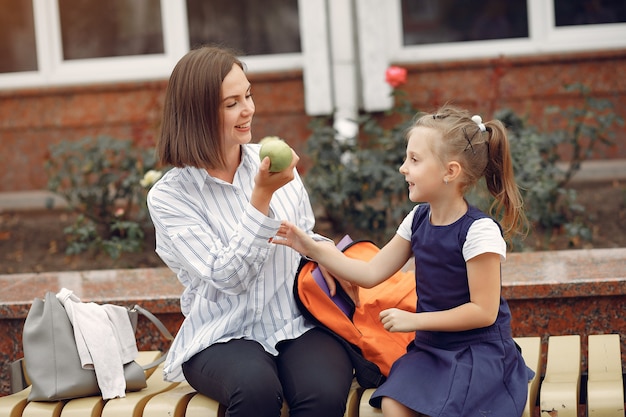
left=45, top=136, right=161, bottom=258
left=304, top=94, right=416, bottom=245
left=491, top=83, right=622, bottom=250
left=304, top=84, right=622, bottom=250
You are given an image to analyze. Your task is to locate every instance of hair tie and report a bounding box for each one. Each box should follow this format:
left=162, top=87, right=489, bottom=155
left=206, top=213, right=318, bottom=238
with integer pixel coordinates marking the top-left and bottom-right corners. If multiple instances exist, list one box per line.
left=471, top=115, right=486, bottom=132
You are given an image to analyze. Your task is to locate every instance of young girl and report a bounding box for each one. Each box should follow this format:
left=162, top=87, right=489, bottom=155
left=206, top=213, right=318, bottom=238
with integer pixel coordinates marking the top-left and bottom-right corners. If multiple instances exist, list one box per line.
left=273, top=105, right=535, bottom=417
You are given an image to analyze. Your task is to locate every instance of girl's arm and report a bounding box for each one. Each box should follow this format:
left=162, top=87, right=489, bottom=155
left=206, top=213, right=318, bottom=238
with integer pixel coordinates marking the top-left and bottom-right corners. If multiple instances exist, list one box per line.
left=274, top=221, right=412, bottom=288
left=380, top=252, right=502, bottom=332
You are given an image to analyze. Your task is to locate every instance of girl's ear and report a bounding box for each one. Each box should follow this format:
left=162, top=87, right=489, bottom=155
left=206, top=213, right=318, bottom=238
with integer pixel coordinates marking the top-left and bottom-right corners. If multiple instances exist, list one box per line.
left=444, top=161, right=462, bottom=183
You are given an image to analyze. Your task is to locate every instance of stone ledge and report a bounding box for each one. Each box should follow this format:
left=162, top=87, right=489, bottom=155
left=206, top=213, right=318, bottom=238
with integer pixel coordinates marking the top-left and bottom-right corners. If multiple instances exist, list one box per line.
left=1, top=248, right=624, bottom=397
left=0, top=248, right=624, bottom=319
left=0, top=267, right=182, bottom=319
left=502, top=247, right=626, bottom=299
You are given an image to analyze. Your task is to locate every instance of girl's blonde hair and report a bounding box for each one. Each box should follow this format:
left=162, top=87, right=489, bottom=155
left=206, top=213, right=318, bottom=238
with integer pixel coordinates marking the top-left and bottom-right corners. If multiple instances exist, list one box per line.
left=412, top=105, right=527, bottom=241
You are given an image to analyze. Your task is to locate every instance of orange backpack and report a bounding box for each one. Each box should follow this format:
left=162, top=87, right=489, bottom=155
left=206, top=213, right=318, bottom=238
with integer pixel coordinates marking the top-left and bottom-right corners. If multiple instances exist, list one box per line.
left=294, top=237, right=417, bottom=388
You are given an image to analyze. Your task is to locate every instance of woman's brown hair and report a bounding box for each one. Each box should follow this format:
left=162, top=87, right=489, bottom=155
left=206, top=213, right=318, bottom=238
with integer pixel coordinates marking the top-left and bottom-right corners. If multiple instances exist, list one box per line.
left=157, top=45, right=244, bottom=169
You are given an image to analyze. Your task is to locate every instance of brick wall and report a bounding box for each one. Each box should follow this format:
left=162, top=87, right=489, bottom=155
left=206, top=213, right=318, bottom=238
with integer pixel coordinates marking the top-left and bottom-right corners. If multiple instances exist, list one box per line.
left=0, top=49, right=624, bottom=193
left=398, top=49, right=626, bottom=161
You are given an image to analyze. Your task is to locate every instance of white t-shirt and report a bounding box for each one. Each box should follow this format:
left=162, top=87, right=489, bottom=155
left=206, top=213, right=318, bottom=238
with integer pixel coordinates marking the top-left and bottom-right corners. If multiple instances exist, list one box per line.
left=396, top=205, right=507, bottom=262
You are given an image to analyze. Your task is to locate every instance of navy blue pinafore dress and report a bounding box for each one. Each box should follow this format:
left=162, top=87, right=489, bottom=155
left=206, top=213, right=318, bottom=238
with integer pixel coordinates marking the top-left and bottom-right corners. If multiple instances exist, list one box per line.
left=370, top=204, right=534, bottom=416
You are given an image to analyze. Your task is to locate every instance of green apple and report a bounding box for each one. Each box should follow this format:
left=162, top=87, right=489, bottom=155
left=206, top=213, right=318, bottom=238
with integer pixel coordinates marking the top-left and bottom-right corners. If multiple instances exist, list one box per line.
left=259, top=137, right=293, bottom=172
left=259, top=136, right=280, bottom=145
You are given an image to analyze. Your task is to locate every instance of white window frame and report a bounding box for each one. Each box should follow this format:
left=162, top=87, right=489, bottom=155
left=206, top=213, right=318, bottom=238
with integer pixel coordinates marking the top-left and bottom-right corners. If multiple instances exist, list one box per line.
left=298, top=0, right=333, bottom=115
left=358, top=0, right=626, bottom=111
left=0, top=0, right=306, bottom=90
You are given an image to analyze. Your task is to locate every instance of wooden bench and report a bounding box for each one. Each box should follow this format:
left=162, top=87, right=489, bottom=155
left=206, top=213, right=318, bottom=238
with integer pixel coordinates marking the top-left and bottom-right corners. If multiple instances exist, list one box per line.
left=1, top=335, right=623, bottom=417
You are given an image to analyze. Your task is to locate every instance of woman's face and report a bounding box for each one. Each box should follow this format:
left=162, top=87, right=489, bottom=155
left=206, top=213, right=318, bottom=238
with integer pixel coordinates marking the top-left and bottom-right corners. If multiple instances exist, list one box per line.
left=221, top=64, right=255, bottom=147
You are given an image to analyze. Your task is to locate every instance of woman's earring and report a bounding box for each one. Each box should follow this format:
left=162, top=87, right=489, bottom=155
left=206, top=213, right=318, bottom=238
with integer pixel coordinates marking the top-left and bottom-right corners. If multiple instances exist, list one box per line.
left=444, top=178, right=448, bottom=185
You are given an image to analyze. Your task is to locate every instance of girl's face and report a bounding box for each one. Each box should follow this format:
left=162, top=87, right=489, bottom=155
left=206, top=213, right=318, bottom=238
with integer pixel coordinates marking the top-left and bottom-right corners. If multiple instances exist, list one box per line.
left=399, top=126, right=447, bottom=203
left=221, top=64, right=255, bottom=147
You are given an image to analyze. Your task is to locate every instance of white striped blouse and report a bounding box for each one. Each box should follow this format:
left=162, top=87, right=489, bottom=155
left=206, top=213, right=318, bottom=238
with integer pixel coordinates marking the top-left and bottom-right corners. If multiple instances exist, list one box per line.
left=147, top=144, right=320, bottom=382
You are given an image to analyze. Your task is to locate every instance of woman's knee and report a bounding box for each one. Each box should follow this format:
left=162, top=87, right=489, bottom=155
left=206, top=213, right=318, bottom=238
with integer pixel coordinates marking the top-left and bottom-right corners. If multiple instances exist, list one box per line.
left=182, top=340, right=284, bottom=416
left=287, top=384, right=349, bottom=417
left=229, top=371, right=284, bottom=416
left=278, top=329, right=353, bottom=417
left=186, top=359, right=284, bottom=416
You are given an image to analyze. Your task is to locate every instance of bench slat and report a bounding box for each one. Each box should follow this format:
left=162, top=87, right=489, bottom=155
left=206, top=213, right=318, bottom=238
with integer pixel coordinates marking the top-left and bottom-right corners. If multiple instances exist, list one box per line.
left=358, top=389, right=382, bottom=417
left=515, top=336, right=542, bottom=417
left=0, top=386, right=30, bottom=417
left=100, top=363, right=178, bottom=417
left=540, top=335, right=581, bottom=417
left=182, top=393, right=291, bottom=417
left=59, top=396, right=104, bottom=417
left=60, top=351, right=164, bottom=417
left=344, top=386, right=363, bottom=417
left=22, top=400, right=64, bottom=417
left=183, top=393, right=223, bottom=417
left=142, top=382, right=197, bottom=417
left=587, top=334, right=625, bottom=417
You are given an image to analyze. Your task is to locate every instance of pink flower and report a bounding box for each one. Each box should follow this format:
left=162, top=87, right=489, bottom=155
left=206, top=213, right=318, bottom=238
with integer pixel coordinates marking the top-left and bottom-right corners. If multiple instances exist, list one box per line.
left=385, top=66, right=407, bottom=88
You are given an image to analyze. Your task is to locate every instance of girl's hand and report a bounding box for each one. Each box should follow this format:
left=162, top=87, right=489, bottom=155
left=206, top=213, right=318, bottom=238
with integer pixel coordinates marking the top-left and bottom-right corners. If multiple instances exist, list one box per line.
left=274, top=223, right=361, bottom=306
left=380, top=308, right=418, bottom=333
left=273, top=220, right=316, bottom=256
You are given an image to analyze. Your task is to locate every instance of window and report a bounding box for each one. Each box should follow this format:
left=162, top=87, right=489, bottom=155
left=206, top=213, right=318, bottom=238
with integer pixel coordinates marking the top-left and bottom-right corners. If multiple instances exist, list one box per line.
left=390, top=0, right=626, bottom=62
left=554, top=0, right=626, bottom=27
left=58, top=0, right=164, bottom=60
left=357, top=0, right=626, bottom=110
left=186, top=0, right=300, bottom=55
left=371, top=0, right=626, bottom=62
left=401, top=0, right=529, bottom=45
left=0, top=0, right=37, bottom=73
left=0, top=0, right=303, bottom=90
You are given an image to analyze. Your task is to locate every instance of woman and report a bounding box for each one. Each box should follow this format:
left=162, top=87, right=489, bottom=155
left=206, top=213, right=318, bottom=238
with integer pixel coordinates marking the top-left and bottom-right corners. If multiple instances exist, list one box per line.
left=147, top=45, right=353, bottom=417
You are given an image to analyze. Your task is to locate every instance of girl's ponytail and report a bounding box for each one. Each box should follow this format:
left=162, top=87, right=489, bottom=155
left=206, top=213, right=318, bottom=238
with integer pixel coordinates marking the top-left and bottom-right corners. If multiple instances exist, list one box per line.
left=484, top=121, right=527, bottom=241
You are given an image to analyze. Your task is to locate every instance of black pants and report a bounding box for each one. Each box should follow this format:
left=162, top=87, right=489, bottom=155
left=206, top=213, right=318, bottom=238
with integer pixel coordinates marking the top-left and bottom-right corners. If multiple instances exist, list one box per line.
left=182, top=327, right=354, bottom=417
